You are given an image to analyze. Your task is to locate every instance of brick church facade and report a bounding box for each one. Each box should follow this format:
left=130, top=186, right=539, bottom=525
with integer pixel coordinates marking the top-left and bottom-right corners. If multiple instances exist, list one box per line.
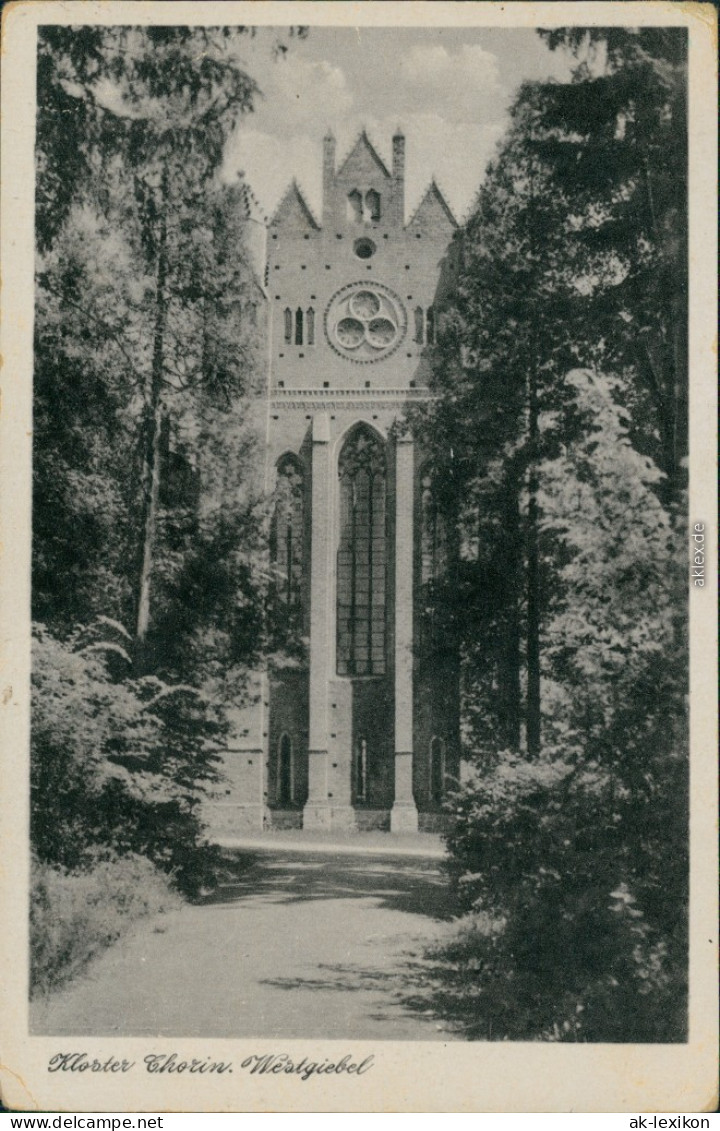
left=212, top=130, right=461, bottom=835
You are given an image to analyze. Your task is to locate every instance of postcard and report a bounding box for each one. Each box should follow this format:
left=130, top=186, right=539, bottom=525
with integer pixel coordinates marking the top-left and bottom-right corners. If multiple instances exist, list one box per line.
left=0, top=0, right=717, bottom=1114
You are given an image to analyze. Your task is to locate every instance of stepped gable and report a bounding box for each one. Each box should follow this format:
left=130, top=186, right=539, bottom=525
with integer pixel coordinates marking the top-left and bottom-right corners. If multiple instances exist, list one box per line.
left=270, top=180, right=320, bottom=231
left=407, top=179, right=457, bottom=231
left=336, top=129, right=392, bottom=181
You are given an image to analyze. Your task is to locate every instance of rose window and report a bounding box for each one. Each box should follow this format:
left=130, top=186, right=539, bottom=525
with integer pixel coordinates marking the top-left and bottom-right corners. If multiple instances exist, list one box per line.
left=325, top=283, right=406, bottom=363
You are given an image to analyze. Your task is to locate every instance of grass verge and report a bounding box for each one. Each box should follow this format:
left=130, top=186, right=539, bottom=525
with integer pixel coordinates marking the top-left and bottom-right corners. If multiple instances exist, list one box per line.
left=30, top=852, right=182, bottom=998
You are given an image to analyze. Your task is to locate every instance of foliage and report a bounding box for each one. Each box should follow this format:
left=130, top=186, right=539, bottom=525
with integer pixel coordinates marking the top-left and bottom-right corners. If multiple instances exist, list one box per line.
left=438, top=746, right=687, bottom=1042
left=413, top=29, right=688, bottom=1042
left=414, top=27, right=687, bottom=758
left=30, top=852, right=181, bottom=998
left=31, top=26, right=283, bottom=901
left=537, top=27, right=688, bottom=498
left=31, top=622, right=228, bottom=895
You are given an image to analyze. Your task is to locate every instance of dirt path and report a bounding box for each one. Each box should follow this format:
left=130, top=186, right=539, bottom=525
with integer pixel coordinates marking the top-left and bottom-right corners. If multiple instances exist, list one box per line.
left=31, top=845, right=460, bottom=1041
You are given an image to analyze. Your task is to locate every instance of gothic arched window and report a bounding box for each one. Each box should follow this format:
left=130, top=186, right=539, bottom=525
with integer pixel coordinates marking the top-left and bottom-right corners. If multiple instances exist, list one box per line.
left=272, top=455, right=304, bottom=628
left=294, top=307, right=304, bottom=345
left=306, top=307, right=315, bottom=346
left=337, top=425, right=387, bottom=676
left=284, top=307, right=292, bottom=344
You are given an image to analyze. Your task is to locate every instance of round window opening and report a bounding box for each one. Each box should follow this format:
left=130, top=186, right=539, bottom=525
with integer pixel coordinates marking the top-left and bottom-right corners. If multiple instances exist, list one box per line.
left=325, top=282, right=407, bottom=363
left=354, top=238, right=376, bottom=260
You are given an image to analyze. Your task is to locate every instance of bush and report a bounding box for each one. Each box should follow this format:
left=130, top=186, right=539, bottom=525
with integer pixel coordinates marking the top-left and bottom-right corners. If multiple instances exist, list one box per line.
left=30, top=852, right=181, bottom=997
left=439, top=750, right=687, bottom=1041
left=31, top=622, right=227, bottom=895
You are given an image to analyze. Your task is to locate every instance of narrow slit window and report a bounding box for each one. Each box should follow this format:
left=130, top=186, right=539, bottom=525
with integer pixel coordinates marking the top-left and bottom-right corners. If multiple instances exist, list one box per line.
left=365, top=189, right=381, bottom=222
left=414, top=306, right=424, bottom=344
left=284, top=307, right=292, bottom=344
left=306, top=307, right=315, bottom=346
left=278, top=733, right=294, bottom=804
left=426, top=306, right=436, bottom=344
left=430, top=737, right=445, bottom=802
left=356, top=737, right=368, bottom=801
left=347, top=189, right=363, bottom=224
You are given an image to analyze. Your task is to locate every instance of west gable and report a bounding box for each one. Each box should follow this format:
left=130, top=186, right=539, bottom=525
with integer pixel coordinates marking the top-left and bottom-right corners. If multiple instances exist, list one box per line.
left=407, top=181, right=457, bottom=234
left=270, top=181, right=321, bottom=233
left=335, top=130, right=392, bottom=185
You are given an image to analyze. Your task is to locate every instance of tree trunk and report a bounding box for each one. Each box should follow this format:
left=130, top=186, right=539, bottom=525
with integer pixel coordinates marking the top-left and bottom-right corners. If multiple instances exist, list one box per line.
left=136, top=400, right=165, bottom=649
left=500, top=478, right=522, bottom=749
left=526, top=363, right=541, bottom=757
left=135, top=206, right=168, bottom=663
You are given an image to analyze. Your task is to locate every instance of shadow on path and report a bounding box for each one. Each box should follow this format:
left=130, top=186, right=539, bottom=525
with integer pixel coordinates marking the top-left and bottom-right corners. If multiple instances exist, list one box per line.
left=31, top=845, right=473, bottom=1041
left=204, top=849, right=456, bottom=922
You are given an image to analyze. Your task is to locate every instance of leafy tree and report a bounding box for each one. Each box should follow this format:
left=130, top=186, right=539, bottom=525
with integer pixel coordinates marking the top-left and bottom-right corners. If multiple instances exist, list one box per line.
left=34, top=27, right=294, bottom=659
left=413, top=29, right=688, bottom=1039
left=31, top=26, right=297, bottom=887
left=416, top=82, right=586, bottom=755
left=537, top=27, right=688, bottom=502
left=418, top=24, right=687, bottom=758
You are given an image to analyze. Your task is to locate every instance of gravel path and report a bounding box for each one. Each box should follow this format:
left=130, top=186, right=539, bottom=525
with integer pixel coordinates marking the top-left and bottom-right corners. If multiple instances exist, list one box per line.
left=31, top=845, right=459, bottom=1041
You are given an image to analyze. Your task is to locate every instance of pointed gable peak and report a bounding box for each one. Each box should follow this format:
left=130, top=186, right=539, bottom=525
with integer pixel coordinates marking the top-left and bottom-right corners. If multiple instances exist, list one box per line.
left=270, top=179, right=320, bottom=231
left=237, top=180, right=267, bottom=226
left=407, top=179, right=457, bottom=230
left=337, top=129, right=391, bottom=179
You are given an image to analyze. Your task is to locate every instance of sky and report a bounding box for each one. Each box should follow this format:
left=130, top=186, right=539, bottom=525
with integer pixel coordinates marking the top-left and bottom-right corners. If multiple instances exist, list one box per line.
left=221, top=27, right=572, bottom=224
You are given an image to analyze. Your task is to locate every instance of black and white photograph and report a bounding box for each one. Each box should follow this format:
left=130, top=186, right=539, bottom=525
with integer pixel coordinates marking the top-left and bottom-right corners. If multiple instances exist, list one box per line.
left=0, top=0, right=717, bottom=1114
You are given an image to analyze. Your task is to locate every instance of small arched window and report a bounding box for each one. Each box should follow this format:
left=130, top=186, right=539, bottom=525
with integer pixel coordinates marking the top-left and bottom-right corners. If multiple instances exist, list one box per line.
left=365, top=189, right=381, bottom=222
left=294, top=307, right=303, bottom=346
left=278, top=733, right=294, bottom=804
left=306, top=307, right=315, bottom=346
left=414, top=306, right=424, bottom=344
left=430, top=737, right=445, bottom=803
left=284, top=307, right=292, bottom=344
left=337, top=425, right=387, bottom=676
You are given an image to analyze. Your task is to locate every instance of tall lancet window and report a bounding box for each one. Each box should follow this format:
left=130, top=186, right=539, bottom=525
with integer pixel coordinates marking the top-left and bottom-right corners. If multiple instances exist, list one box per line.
left=272, top=455, right=304, bottom=638
left=420, top=465, right=447, bottom=588
left=419, top=464, right=448, bottom=650
left=337, top=425, right=387, bottom=676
